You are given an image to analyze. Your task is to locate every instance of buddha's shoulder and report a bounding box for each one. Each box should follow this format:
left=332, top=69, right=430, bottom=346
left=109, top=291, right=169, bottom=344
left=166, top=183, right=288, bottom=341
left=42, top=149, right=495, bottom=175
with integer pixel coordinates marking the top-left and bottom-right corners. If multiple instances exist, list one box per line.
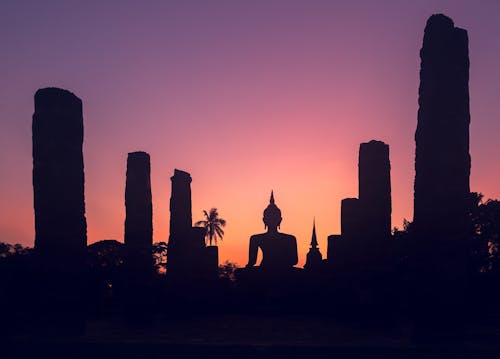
left=250, top=233, right=267, bottom=240
left=279, top=233, right=297, bottom=241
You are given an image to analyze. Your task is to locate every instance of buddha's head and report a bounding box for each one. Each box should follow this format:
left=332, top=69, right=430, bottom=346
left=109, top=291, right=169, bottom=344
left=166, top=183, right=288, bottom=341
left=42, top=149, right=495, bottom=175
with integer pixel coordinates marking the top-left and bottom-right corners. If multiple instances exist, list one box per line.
left=263, top=191, right=282, bottom=230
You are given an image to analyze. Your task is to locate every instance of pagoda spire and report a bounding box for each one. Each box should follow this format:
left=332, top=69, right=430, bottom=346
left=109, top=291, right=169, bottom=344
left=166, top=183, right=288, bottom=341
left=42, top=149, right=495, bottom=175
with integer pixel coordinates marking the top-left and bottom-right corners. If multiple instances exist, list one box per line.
left=311, top=218, right=318, bottom=248
left=305, top=218, right=323, bottom=270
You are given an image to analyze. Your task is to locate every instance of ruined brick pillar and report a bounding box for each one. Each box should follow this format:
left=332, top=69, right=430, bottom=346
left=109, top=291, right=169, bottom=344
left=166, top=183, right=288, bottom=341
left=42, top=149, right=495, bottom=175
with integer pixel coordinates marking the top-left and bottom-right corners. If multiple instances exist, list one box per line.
left=167, top=169, right=204, bottom=279
left=358, top=140, right=391, bottom=241
left=414, top=14, right=470, bottom=240
left=327, top=234, right=341, bottom=262
left=169, top=169, right=193, bottom=238
left=123, top=152, right=153, bottom=322
left=340, top=198, right=361, bottom=241
left=124, top=151, right=153, bottom=273
left=32, top=87, right=87, bottom=333
left=412, top=14, right=471, bottom=342
left=33, top=87, right=87, bottom=268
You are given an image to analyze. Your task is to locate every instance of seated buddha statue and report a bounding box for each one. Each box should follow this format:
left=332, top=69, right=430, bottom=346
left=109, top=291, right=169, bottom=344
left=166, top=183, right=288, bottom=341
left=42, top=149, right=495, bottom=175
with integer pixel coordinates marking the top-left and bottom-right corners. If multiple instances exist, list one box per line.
left=246, top=191, right=298, bottom=271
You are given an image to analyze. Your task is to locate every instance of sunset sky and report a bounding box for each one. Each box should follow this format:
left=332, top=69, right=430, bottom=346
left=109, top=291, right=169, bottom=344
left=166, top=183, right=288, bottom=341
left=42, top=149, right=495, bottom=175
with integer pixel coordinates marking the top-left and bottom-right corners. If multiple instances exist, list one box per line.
left=1, top=0, right=499, bottom=267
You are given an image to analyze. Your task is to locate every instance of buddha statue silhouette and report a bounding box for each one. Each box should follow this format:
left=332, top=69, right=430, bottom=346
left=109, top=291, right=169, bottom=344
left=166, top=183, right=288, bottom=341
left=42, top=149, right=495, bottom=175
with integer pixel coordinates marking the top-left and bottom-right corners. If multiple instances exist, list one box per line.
left=246, top=191, right=298, bottom=271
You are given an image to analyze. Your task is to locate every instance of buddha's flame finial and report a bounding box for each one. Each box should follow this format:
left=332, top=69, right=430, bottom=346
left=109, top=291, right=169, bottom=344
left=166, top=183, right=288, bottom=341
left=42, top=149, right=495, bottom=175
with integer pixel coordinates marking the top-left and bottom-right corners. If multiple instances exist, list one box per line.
left=263, top=190, right=281, bottom=230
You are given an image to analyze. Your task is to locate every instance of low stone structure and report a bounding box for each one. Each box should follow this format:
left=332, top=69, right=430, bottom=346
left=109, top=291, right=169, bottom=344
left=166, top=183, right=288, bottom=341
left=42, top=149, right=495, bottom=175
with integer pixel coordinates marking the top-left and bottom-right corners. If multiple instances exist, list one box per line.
left=359, top=140, right=391, bottom=242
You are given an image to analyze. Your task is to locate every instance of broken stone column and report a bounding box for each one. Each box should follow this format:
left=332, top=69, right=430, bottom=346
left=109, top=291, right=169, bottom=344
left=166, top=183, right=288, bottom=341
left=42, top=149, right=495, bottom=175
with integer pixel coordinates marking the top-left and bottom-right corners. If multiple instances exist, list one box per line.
left=123, top=151, right=153, bottom=323
left=412, top=14, right=471, bottom=342
left=124, top=151, right=153, bottom=273
left=340, top=198, right=361, bottom=241
left=205, top=245, right=219, bottom=280
left=327, top=234, right=341, bottom=263
left=414, top=14, right=470, bottom=239
left=334, top=198, right=362, bottom=269
left=169, top=169, right=193, bottom=238
left=32, top=87, right=87, bottom=334
left=33, top=87, right=87, bottom=268
left=167, top=169, right=206, bottom=279
left=358, top=140, right=391, bottom=241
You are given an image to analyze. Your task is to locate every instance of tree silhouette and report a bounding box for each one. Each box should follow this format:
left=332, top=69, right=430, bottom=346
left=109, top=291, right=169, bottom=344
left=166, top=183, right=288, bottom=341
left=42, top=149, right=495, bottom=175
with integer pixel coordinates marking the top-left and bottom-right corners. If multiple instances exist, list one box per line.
left=0, top=242, right=32, bottom=258
left=392, top=218, right=413, bottom=238
left=195, top=208, right=226, bottom=246
left=87, top=239, right=125, bottom=272
left=152, top=241, right=168, bottom=274
left=469, top=193, right=500, bottom=272
left=218, top=260, right=238, bottom=281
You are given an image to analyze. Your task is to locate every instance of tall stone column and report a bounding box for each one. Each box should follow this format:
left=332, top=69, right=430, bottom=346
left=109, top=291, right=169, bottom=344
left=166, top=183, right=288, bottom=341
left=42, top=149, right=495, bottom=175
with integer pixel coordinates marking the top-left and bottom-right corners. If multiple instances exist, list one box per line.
left=336, top=198, right=362, bottom=268
left=124, top=151, right=153, bottom=273
left=358, top=140, right=391, bottom=241
left=32, top=87, right=87, bottom=333
left=124, top=151, right=153, bottom=322
left=340, top=198, right=361, bottom=241
left=169, top=169, right=193, bottom=238
left=33, top=87, right=87, bottom=269
left=414, top=14, right=470, bottom=239
left=167, top=169, right=205, bottom=279
left=412, top=14, right=471, bottom=342
left=327, top=234, right=341, bottom=262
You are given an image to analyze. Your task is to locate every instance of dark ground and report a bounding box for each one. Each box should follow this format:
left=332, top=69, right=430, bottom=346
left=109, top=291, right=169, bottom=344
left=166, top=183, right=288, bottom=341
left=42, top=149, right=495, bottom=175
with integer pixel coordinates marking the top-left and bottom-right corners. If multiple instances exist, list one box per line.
left=4, top=314, right=500, bottom=359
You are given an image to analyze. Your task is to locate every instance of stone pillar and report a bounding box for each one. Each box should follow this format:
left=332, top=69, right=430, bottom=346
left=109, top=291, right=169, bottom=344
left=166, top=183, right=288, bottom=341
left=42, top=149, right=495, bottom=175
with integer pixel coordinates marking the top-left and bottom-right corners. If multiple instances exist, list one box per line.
left=205, top=245, right=219, bottom=280
left=341, top=198, right=361, bottom=241
left=124, top=151, right=153, bottom=273
left=167, top=169, right=206, bottom=279
left=169, top=169, right=193, bottom=238
left=32, top=87, right=87, bottom=334
left=167, top=169, right=193, bottom=278
left=33, top=87, right=87, bottom=268
left=336, top=198, right=362, bottom=269
left=359, top=140, right=391, bottom=241
left=327, top=234, right=341, bottom=262
left=123, top=152, right=153, bottom=322
left=412, top=14, right=471, bottom=342
left=414, top=14, right=470, bottom=239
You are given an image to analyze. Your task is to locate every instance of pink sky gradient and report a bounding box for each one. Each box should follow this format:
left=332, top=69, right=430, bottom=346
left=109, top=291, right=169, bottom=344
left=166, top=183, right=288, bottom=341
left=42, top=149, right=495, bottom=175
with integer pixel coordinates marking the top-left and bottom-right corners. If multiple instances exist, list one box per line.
left=1, top=1, right=500, bottom=266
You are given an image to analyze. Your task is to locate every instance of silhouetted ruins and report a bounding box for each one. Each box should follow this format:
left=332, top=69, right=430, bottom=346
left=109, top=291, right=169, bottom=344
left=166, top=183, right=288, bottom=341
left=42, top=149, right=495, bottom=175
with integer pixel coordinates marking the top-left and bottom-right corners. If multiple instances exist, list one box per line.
left=414, top=15, right=471, bottom=239
left=328, top=141, right=391, bottom=271
left=359, top=140, right=391, bottom=241
left=304, top=220, right=323, bottom=270
left=412, top=14, right=472, bottom=342
left=31, top=87, right=87, bottom=333
left=167, top=169, right=217, bottom=280
left=32, top=87, right=87, bottom=268
left=4, top=13, right=499, bottom=355
left=326, top=234, right=340, bottom=263
left=124, top=151, right=153, bottom=274
left=123, top=151, right=154, bottom=321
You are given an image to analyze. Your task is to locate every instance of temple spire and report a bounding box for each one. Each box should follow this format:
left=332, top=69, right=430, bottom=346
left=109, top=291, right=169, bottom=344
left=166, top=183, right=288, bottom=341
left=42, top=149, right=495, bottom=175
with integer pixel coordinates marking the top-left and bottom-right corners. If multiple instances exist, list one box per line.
left=305, top=218, right=322, bottom=270
left=311, top=218, right=318, bottom=248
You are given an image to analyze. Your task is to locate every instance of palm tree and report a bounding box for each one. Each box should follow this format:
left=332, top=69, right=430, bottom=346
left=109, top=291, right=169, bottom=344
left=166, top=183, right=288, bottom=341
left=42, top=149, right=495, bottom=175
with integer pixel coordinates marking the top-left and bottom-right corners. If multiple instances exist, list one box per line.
left=195, top=208, right=226, bottom=246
